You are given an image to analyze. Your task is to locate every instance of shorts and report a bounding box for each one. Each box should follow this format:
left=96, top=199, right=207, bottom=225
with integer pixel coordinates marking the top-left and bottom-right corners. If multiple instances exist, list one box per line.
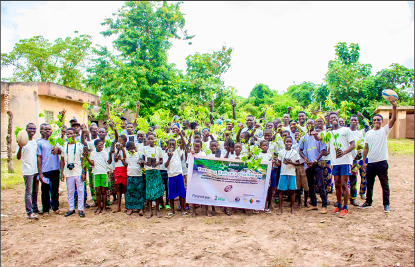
left=114, top=166, right=127, bottom=186
left=168, top=174, right=186, bottom=200
left=332, top=164, right=352, bottom=176
left=295, top=166, right=308, bottom=191
left=94, top=174, right=108, bottom=188
left=277, top=175, right=297, bottom=191
left=270, top=168, right=276, bottom=188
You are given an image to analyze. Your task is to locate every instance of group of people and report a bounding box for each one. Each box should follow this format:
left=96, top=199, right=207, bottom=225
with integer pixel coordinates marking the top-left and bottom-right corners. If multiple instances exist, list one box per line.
left=16, top=99, right=398, bottom=219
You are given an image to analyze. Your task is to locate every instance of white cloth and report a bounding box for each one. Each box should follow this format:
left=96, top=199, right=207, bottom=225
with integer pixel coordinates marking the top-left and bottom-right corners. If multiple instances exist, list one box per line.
left=159, top=151, right=168, bottom=171
left=364, top=124, right=391, bottom=163
left=181, top=151, right=188, bottom=176
left=255, top=152, right=273, bottom=162
left=186, top=151, right=206, bottom=164
left=163, top=148, right=183, bottom=177
left=292, top=143, right=304, bottom=164
left=86, top=138, right=100, bottom=152
left=278, top=149, right=300, bottom=176
left=66, top=175, right=84, bottom=211
left=142, top=146, right=163, bottom=170
left=126, top=151, right=143, bottom=176
left=89, top=151, right=110, bottom=175
left=281, top=126, right=290, bottom=132
left=299, top=125, right=307, bottom=133
left=62, top=142, right=84, bottom=177
left=17, top=140, right=38, bottom=175
left=206, top=153, right=222, bottom=158
left=349, top=128, right=365, bottom=159
left=329, top=127, right=353, bottom=166
left=113, top=148, right=126, bottom=168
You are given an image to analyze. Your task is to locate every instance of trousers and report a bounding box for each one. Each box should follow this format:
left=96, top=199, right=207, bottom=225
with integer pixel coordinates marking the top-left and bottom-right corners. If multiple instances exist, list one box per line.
left=306, top=165, right=327, bottom=208
left=366, top=160, right=389, bottom=206
left=67, top=175, right=85, bottom=211
left=23, top=175, right=34, bottom=215
left=41, top=170, right=60, bottom=213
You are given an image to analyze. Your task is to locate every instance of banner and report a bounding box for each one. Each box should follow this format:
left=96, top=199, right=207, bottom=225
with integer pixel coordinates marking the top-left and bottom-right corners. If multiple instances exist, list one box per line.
left=186, top=154, right=272, bottom=210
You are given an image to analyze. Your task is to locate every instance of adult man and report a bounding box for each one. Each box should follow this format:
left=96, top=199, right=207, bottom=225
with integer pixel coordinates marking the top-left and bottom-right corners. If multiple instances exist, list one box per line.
left=328, top=112, right=355, bottom=218
left=299, top=119, right=328, bottom=214
left=240, top=115, right=255, bottom=135
left=61, top=128, right=86, bottom=217
left=281, top=113, right=291, bottom=132
left=359, top=101, right=397, bottom=213
left=37, top=124, right=62, bottom=216
left=70, top=119, right=82, bottom=142
left=16, top=123, right=39, bottom=219
left=297, top=111, right=307, bottom=132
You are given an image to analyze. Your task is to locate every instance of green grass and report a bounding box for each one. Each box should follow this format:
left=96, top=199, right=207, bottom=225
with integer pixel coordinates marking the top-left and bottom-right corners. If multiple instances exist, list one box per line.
left=1, top=157, right=23, bottom=190
left=387, top=139, right=414, bottom=155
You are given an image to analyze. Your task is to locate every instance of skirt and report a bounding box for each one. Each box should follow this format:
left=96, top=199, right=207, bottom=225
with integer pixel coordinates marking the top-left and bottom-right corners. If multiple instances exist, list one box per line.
left=126, top=176, right=145, bottom=210
left=145, top=169, right=164, bottom=200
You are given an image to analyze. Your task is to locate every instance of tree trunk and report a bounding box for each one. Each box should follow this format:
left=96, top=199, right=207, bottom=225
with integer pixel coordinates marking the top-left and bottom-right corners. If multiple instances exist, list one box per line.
left=7, top=111, right=14, bottom=173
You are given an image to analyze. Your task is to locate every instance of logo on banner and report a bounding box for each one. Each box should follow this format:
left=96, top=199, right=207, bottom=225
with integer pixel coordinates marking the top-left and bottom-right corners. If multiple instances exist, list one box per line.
left=235, top=197, right=240, bottom=203
left=214, top=196, right=225, bottom=201
left=224, top=185, right=233, bottom=192
left=249, top=198, right=254, bottom=204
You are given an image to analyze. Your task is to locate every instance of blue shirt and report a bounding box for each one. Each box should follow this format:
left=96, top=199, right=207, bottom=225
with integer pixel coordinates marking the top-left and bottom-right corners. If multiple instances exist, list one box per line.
left=36, top=138, right=61, bottom=173
left=299, top=134, right=326, bottom=169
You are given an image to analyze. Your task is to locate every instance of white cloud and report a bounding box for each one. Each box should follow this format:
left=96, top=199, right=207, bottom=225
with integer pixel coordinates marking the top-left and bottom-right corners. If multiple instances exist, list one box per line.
left=1, top=1, right=414, bottom=98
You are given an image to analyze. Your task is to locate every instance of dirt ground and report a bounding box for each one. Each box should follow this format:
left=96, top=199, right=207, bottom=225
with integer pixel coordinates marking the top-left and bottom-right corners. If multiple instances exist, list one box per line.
left=1, top=155, right=414, bottom=267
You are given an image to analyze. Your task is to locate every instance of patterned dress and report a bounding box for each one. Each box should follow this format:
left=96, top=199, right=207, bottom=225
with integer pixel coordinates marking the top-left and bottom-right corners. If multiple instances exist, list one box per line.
left=145, top=169, right=164, bottom=200
left=126, top=176, right=145, bottom=210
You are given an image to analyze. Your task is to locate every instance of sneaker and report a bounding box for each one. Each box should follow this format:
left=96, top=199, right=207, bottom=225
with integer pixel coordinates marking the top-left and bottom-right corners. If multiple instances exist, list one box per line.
left=351, top=199, right=359, bottom=206
left=339, top=209, right=348, bottom=218
left=305, top=206, right=318, bottom=211
left=27, top=213, right=38, bottom=219
left=360, top=194, right=366, bottom=200
left=332, top=207, right=341, bottom=214
left=358, top=202, right=372, bottom=209
left=384, top=205, right=390, bottom=213
left=65, top=210, right=75, bottom=217
left=320, top=207, right=327, bottom=214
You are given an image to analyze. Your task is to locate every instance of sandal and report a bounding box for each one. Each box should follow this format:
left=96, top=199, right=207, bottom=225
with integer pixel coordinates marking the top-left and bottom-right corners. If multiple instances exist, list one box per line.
left=225, top=210, right=232, bottom=216
left=182, top=211, right=189, bottom=217
left=165, top=212, right=175, bottom=218
left=53, top=209, right=61, bottom=215
left=156, top=213, right=162, bottom=218
left=159, top=205, right=163, bottom=210
left=126, top=210, right=133, bottom=215
left=253, top=209, right=260, bottom=214
left=177, top=205, right=182, bottom=211
left=165, top=205, right=171, bottom=210
left=265, top=209, right=272, bottom=214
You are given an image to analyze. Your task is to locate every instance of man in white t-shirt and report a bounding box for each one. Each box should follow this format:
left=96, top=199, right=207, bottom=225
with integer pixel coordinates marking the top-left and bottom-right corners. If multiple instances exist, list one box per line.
left=61, top=128, right=86, bottom=218
left=359, top=101, right=397, bottom=213
left=328, top=112, right=355, bottom=218
left=16, top=123, right=39, bottom=219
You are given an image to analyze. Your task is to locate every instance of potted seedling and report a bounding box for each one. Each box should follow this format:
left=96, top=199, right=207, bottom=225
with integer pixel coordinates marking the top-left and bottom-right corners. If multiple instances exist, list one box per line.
left=332, top=133, right=343, bottom=158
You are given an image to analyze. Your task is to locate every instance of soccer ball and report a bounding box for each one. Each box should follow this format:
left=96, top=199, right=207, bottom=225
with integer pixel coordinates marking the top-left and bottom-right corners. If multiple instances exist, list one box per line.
left=16, top=131, right=28, bottom=147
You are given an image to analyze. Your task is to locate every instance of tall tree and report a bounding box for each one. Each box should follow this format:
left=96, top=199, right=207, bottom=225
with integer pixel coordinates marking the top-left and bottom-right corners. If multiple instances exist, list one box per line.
left=1, top=33, right=93, bottom=92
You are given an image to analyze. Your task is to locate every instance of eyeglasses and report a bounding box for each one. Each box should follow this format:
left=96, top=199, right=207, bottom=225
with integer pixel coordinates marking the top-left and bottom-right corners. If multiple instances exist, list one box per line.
left=373, top=119, right=382, bottom=122
left=27, top=128, right=37, bottom=131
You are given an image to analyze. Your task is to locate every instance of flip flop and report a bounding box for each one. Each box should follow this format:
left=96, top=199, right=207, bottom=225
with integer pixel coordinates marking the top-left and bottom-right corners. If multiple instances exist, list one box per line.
left=159, top=205, right=163, bottom=210
left=181, top=211, right=189, bottom=217
left=177, top=205, right=182, bottom=211
left=165, top=205, right=171, bottom=210
left=265, top=209, right=272, bottom=214
left=165, top=212, right=175, bottom=218
left=156, top=213, right=162, bottom=218
left=253, top=209, right=260, bottom=214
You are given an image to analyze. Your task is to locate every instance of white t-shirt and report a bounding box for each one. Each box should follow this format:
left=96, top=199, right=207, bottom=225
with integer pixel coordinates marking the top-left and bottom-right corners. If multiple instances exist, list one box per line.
left=329, top=127, right=353, bottom=166
left=181, top=151, right=188, bottom=176
left=126, top=135, right=139, bottom=145
left=113, top=148, right=126, bottom=168
left=206, top=152, right=222, bottom=158
left=278, top=149, right=300, bottom=176
left=86, top=138, right=100, bottom=152
left=255, top=152, right=273, bottom=162
left=62, top=142, right=84, bottom=177
left=142, top=146, right=163, bottom=170
left=349, top=128, right=365, bottom=160
left=126, top=151, right=143, bottom=176
left=318, top=130, right=331, bottom=161
left=163, top=148, right=183, bottom=177
left=159, top=151, right=168, bottom=171
left=16, top=140, right=38, bottom=176
left=292, top=143, right=304, bottom=164
left=186, top=151, right=206, bottom=164
left=89, top=150, right=110, bottom=175
left=298, top=125, right=307, bottom=133
left=364, top=124, right=391, bottom=164
left=282, top=126, right=290, bottom=132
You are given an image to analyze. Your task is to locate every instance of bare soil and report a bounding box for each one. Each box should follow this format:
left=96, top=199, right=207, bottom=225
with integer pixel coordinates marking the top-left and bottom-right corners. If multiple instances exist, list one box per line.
left=1, top=155, right=414, bottom=267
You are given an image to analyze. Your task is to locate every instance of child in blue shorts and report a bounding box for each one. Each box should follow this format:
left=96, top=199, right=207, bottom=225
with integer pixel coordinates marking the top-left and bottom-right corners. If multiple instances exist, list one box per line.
left=276, top=136, right=301, bottom=215
left=163, top=132, right=187, bottom=218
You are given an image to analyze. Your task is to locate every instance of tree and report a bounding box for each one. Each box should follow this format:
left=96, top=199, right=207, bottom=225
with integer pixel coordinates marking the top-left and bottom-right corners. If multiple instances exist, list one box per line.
left=248, top=83, right=275, bottom=106
left=285, top=82, right=316, bottom=107
left=1, top=33, right=93, bottom=92
left=86, top=1, right=195, bottom=119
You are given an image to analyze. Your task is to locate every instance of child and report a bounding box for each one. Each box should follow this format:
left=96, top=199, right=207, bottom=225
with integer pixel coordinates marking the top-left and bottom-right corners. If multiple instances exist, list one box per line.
left=121, top=141, right=145, bottom=216
left=159, top=140, right=170, bottom=210
left=254, top=140, right=276, bottom=214
left=112, top=136, right=128, bottom=213
left=206, top=140, right=221, bottom=158
left=164, top=134, right=187, bottom=218
left=126, top=123, right=139, bottom=145
left=276, top=136, right=301, bottom=215
left=142, top=133, right=164, bottom=218
left=136, top=131, right=146, bottom=148
left=84, top=139, right=112, bottom=215
left=188, top=140, right=206, bottom=217
left=226, top=142, right=243, bottom=159
left=293, top=131, right=308, bottom=208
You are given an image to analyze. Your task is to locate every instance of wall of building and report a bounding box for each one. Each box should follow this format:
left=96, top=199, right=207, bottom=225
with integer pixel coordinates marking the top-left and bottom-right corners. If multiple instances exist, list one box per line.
left=375, top=106, right=414, bottom=139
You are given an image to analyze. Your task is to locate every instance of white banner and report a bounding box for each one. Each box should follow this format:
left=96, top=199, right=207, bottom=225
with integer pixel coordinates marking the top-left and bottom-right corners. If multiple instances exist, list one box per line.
left=186, top=154, right=272, bottom=210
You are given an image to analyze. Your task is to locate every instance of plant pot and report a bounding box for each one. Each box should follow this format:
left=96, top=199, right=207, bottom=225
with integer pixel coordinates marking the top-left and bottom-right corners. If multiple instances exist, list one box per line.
left=335, top=149, right=342, bottom=158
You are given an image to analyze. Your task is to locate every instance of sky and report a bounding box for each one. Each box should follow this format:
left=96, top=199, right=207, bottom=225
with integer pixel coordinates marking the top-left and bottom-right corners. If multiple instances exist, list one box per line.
left=1, top=1, right=414, bottom=98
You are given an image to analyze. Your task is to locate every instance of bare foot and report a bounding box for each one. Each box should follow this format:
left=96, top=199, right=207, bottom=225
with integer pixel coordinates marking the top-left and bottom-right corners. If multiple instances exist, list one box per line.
left=191, top=210, right=196, bottom=217
left=126, top=209, right=133, bottom=215
left=101, top=209, right=107, bottom=215
left=206, top=210, right=212, bottom=217
left=276, top=209, right=282, bottom=215
left=95, top=209, right=101, bottom=215
left=113, top=207, right=121, bottom=213
left=291, top=209, right=297, bottom=215
left=146, top=210, right=153, bottom=219
left=138, top=210, right=143, bottom=216
left=304, top=202, right=310, bottom=208
left=156, top=211, right=162, bottom=218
